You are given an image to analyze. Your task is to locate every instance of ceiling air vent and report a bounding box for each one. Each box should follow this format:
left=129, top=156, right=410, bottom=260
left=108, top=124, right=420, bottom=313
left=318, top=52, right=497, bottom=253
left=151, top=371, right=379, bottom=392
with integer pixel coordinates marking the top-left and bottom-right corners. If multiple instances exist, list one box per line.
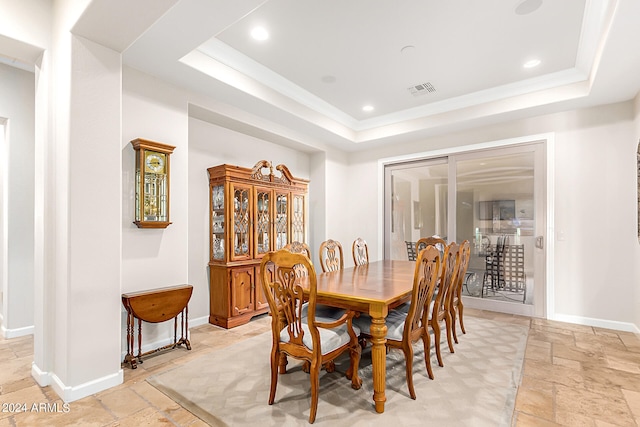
left=408, top=82, right=436, bottom=96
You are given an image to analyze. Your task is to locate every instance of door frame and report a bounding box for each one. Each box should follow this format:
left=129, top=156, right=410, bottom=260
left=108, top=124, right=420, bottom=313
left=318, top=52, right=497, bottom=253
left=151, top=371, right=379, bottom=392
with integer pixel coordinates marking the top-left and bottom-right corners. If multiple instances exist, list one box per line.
left=378, top=133, right=555, bottom=319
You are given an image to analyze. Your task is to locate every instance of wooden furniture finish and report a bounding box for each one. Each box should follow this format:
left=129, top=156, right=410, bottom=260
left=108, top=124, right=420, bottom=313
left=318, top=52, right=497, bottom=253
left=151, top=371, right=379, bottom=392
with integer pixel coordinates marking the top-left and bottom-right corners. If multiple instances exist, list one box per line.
left=352, top=237, right=369, bottom=266
left=318, top=239, right=344, bottom=272
left=355, top=246, right=441, bottom=399
left=260, top=250, right=362, bottom=424
left=130, top=138, right=176, bottom=229
left=302, top=260, right=416, bottom=413
left=430, top=242, right=460, bottom=367
left=450, top=240, right=471, bottom=342
left=122, top=284, right=192, bottom=369
left=284, top=241, right=311, bottom=258
left=416, top=236, right=446, bottom=253
left=208, top=161, right=308, bottom=328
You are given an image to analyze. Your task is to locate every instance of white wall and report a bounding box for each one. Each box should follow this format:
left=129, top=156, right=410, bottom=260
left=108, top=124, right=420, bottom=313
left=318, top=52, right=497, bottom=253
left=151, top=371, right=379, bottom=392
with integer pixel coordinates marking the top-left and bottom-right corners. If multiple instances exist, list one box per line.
left=0, top=63, right=35, bottom=337
left=121, top=67, right=190, bottom=347
left=345, top=101, right=640, bottom=332
left=633, top=93, right=640, bottom=330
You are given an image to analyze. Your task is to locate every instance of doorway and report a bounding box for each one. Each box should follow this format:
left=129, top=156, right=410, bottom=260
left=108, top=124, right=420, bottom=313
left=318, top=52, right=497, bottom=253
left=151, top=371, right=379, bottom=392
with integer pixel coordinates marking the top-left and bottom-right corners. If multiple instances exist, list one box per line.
left=384, top=141, right=546, bottom=317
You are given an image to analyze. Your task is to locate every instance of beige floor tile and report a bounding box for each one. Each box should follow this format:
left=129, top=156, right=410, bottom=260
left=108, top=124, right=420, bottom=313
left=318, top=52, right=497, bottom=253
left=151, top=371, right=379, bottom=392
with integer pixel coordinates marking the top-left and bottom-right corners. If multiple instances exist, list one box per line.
left=528, top=328, right=576, bottom=346
left=554, top=411, right=598, bottom=427
left=0, top=356, right=34, bottom=385
left=582, top=365, right=640, bottom=393
left=130, top=380, right=181, bottom=413
left=12, top=396, right=114, bottom=427
left=621, top=388, right=640, bottom=420
left=513, top=412, right=562, bottom=427
left=97, top=387, right=150, bottom=419
left=525, top=341, right=551, bottom=362
left=183, top=418, right=210, bottom=427
left=522, top=359, right=585, bottom=389
left=603, top=350, right=640, bottom=374
left=552, top=356, right=582, bottom=370
left=166, top=406, right=201, bottom=426
left=555, top=383, right=635, bottom=426
left=1, top=376, right=38, bottom=394
left=514, top=386, right=554, bottom=420
left=113, top=406, right=172, bottom=427
left=594, top=420, right=629, bottom=427
left=519, top=375, right=554, bottom=393
left=618, top=333, right=640, bottom=353
left=552, top=341, right=606, bottom=364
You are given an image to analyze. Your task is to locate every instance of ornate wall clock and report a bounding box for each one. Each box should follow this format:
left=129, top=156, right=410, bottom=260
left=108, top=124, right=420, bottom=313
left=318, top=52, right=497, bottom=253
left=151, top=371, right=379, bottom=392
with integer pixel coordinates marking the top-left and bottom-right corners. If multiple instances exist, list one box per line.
left=130, top=138, right=175, bottom=228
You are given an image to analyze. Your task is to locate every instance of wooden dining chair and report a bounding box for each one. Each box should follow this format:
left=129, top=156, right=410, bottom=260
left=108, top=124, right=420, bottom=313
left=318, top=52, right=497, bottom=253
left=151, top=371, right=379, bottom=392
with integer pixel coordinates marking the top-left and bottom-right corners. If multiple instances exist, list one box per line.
left=449, top=240, right=471, bottom=343
left=352, top=237, right=369, bottom=266
left=318, top=239, right=344, bottom=272
left=430, top=241, right=460, bottom=367
left=286, top=240, right=346, bottom=322
left=353, top=245, right=441, bottom=398
left=416, top=236, right=446, bottom=254
left=284, top=241, right=312, bottom=277
left=259, top=250, right=362, bottom=423
left=284, top=241, right=311, bottom=259
left=396, top=235, right=445, bottom=315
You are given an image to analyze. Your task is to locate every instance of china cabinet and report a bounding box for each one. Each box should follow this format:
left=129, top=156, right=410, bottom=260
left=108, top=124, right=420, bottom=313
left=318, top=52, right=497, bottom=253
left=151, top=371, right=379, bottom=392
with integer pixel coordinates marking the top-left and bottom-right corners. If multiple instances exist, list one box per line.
left=207, top=160, right=309, bottom=328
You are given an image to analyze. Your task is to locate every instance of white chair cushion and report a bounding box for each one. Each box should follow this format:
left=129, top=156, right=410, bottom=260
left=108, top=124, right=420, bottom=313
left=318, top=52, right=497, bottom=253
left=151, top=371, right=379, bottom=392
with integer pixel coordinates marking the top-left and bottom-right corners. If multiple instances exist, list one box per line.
left=301, top=303, right=346, bottom=323
left=353, top=309, right=407, bottom=341
left=280, top=321, right=360, bottom=355
left=396, top=301, right=410, bottom=314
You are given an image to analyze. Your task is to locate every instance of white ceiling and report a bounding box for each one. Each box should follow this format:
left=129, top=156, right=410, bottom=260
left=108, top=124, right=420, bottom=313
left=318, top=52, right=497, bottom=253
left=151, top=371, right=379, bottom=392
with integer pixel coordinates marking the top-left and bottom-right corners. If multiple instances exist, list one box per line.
left=73, top=0, right=640, bottom=152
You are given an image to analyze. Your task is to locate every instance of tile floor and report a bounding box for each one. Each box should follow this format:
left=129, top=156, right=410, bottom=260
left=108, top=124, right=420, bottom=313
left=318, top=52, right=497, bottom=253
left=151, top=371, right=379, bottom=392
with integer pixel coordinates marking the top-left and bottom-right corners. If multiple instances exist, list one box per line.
left=0, top=309, right=639, bottom=426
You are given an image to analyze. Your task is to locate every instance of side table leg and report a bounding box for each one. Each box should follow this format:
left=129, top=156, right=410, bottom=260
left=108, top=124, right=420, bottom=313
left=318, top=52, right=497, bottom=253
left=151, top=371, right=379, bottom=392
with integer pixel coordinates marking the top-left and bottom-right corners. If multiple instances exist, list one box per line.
left=136, top=318, right=143, bottom=365
left=178, top=308, right=191, bottom=350
left=124, top=312, right=137, bottom=369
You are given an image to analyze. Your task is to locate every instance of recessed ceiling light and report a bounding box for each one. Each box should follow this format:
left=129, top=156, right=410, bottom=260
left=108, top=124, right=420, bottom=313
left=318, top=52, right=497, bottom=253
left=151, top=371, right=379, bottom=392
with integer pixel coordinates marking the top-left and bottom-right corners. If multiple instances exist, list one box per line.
left=523, top=59, right=541, bottom=69
left=362, top=105, right=374, bottom=112
left=251, top=26, right=269, bottom=41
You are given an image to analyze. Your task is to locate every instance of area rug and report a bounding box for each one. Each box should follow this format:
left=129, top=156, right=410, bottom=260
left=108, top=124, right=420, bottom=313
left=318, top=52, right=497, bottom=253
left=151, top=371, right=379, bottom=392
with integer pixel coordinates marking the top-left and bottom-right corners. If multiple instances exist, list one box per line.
left=148, top=316, right=528, bottom=426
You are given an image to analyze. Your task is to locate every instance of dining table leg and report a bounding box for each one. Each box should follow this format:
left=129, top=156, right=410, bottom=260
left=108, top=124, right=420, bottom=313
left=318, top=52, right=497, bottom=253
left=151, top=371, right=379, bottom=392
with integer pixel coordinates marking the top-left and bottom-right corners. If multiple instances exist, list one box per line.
left=369, top=309, right=388, bottom=413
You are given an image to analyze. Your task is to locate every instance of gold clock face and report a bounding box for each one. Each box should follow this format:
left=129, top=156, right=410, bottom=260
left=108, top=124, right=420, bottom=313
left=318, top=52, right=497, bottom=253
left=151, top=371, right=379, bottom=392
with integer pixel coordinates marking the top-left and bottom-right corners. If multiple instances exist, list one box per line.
left=145, top=152, right=165, bottom=174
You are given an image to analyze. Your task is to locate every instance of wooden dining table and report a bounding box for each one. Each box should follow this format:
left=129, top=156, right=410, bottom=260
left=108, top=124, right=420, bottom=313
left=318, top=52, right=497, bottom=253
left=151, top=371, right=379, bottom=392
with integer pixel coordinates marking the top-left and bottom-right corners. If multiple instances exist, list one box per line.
left=311, top=260, right=416, bottom=414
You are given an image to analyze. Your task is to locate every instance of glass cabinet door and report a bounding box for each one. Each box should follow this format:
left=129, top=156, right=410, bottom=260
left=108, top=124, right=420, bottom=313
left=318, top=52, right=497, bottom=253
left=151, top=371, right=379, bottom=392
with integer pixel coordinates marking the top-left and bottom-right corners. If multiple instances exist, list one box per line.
left=254, top=187, right=272, bottom=257
left=231, top=184, right=252, bottom=260
left=274, top=192, right=289, bottom=250
left=291, top=193, right=305, bottom=244
left=211, top=184, right=225, bottom=260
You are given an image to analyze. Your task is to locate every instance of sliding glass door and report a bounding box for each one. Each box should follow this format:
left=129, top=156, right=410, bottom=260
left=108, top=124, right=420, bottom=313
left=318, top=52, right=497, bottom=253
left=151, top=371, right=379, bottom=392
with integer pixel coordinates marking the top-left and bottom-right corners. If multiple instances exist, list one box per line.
left=384, top=159, right=448, bottom=260
left=384, top=142, right=545, bottom=317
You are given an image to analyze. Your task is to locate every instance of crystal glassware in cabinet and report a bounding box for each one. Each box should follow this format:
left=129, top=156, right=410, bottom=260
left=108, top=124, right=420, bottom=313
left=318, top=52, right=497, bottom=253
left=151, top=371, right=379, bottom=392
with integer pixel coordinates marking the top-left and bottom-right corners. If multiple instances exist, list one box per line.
left=211, top=184, right=225, bottom=260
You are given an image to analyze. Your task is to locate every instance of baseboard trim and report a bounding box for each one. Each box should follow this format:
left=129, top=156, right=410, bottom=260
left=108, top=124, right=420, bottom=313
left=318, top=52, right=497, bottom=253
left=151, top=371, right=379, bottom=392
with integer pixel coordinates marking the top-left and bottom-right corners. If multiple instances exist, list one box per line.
left=32, top=362, right=123, bottom=402
left=31, top=361, right=51, bottom=387
left=189, top=315, right=210, bottom=328
left=52, top=370, right=123, bottom=403
left=2, top=324, right=34, bottom=339
left=551, top=313, right=640, bottom=334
